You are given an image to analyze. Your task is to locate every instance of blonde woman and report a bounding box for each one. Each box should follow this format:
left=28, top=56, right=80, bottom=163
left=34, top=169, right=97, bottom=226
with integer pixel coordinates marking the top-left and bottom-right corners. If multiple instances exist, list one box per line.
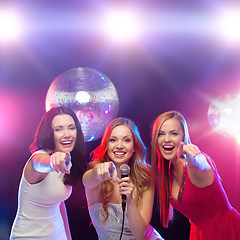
left=83, top=117, right=163, bottom=240
left=151, top=110, right=240, bottom=240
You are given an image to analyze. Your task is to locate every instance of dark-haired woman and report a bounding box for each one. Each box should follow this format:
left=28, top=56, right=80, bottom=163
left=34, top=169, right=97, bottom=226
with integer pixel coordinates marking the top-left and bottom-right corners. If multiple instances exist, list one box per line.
left=10, top=107, right=86, bottom=240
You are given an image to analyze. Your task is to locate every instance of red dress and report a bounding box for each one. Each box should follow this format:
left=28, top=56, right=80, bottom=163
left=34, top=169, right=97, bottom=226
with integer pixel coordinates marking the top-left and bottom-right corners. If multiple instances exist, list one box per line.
left=170, top=156, right=240, bottom=240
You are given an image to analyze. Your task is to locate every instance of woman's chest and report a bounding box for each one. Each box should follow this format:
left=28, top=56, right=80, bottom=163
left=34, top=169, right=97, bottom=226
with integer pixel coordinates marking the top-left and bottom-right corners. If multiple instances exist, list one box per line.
left=108, top=183, right=122, bottom=203
left=171, top=179, right=181, bottom=200
left=170, top=166, right=187, bottom=202
left=25, top=172, right=72, bottom=204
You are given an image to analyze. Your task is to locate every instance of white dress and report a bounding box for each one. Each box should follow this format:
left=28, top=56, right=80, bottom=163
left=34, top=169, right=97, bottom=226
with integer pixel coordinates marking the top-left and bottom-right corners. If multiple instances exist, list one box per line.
left=89, top=203, right=164, bottom=240
left=10, top=150, right=72, bottom=240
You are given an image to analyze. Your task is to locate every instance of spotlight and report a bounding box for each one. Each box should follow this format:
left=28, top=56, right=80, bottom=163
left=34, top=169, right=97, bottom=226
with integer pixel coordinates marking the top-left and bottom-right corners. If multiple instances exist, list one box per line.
left=208, top=93, right=240, bottom=142
left=102, top=9, right=141, bottom=43
left=214, top=6, right=240, bottom=45
left=0, top=8, right=24, bottom=44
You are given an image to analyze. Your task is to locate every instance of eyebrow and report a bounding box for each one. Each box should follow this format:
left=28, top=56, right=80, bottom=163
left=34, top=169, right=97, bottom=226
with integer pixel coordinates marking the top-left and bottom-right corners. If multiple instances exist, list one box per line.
left=53, top=123, right=76, bottom=128
left=159, top=129, right=178, bottom=132
left=110, top=135, right=133, bottom=138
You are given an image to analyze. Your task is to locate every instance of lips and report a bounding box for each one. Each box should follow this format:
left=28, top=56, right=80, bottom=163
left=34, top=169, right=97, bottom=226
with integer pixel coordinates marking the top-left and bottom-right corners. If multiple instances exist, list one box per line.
left=162, top=145, right=174, bottom=152
left=113, top=151, right=126, bottom=157
left=60, top=140, right=73, bottom=146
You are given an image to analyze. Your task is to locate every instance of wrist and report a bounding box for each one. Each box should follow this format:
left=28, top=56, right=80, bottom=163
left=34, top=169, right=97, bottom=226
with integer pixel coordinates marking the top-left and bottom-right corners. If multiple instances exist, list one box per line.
left=126, top=194, right=134, bottom=204
left=49, top=157, right=55, bottom=171
left=93, top=166, right=102, bottom=182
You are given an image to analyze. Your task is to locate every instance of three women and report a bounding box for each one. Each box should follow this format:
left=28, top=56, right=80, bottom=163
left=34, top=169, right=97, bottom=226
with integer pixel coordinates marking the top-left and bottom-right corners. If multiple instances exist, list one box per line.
left=10, top=107, right=240, bottom=239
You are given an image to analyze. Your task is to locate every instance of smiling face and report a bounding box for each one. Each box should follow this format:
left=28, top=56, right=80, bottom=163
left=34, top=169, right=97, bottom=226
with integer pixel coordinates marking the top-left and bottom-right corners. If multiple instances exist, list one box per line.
left=107, top=125, right=135, bottom=167
left=157, top=118, right=184, bottom=161
left=52, top=114, right=77, bottom=153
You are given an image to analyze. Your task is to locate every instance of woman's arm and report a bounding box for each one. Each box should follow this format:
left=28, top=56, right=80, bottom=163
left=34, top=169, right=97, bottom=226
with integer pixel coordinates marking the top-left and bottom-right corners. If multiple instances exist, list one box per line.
left=82, top=162, right=117, bottom=206
left=24, top=152, right=71, bottom=184
left=119, top=177, right=154, bottom=240
left=24, top=153, right=50, bottom=184
left=60, top=201, right=72, bottom=240
left=83, top=162, right=117, bottom=189
left=128, top=188, right=154, bottom=240
left=178, top=142, right=214, bottom=187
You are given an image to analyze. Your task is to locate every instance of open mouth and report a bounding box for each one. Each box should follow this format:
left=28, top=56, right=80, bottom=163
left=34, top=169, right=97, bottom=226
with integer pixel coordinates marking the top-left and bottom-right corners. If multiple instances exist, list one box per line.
left=163, top=146, right=174, bottom=152
left=114, top=151, right=126, bottom=157
left=61, top=141, right=73, bottom=146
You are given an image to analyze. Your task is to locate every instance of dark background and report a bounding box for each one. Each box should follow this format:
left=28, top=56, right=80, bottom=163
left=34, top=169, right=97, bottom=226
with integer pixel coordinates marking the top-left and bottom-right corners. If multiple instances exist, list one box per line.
left=1, top=1, right=240, bottom=239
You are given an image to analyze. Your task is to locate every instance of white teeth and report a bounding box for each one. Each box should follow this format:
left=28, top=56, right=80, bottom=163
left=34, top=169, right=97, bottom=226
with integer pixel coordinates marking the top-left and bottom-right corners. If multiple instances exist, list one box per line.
left=115, top=152, right=124, bottom=155
left=61, top=141, right=71, bottom=145
left=163, top=146, right=174, bottom=151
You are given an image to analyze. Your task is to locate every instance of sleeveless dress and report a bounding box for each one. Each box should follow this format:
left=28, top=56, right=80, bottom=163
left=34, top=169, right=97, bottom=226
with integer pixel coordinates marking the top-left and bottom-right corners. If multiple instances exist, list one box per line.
left=89, top=203, right=164, bottom=240
left=170, top=155, right=240, bottom=240
left=10, top=150, right=72, bottom=240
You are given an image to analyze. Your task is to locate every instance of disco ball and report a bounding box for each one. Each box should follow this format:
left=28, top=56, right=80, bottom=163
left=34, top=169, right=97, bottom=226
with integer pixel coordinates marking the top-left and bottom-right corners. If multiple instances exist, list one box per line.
left=208, top=93, right=240, bottom=137
left=45, top=67, right=119, bottom=142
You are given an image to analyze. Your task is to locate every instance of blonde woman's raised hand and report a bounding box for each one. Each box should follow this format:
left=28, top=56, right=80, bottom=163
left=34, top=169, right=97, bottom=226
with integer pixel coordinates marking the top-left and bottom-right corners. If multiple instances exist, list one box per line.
left=177, top=142, right=213, bottom=178
left=183, top=143, right=201, bottom=157
left=177, top=142, right=201, bottom=164
left=95, top=162, right=117, bottom=182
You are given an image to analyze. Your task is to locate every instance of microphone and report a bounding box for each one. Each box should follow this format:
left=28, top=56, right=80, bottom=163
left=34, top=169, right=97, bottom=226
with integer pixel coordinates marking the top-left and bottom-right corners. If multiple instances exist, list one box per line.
left=119, top=164, right=130, bottom=212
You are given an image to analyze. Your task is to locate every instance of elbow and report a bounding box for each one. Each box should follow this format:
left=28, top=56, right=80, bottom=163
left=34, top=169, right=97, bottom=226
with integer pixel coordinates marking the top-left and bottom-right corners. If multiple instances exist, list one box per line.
left=135, top=233, right=146, bottom=240
left=134, top=225, right=148, bottom=240
left=82, top=172, right=88, bottom=188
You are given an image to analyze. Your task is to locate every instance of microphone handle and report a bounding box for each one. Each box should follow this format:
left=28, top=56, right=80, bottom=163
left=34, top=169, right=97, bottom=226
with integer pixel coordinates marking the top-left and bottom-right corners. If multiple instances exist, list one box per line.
left=121, top=174, right=128, bottom=211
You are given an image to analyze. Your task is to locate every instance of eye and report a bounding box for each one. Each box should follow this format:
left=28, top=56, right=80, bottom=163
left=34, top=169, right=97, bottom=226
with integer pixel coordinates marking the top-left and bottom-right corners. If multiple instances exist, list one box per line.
left=54, top=128, right=61, bottom=132
left=158, top=131, right=165, bottom=136
left=171, top=132, right=178, bottom=136
left=124, top=138, right=132, bottom=143
left=109, top=138, right=116, bottom=142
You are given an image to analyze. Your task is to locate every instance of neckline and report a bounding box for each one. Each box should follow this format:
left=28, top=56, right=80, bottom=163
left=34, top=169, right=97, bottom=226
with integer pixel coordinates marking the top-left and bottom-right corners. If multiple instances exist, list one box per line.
left=169, top=165, right=187, bottom=203
left=89, top=202, right=121, bottom=209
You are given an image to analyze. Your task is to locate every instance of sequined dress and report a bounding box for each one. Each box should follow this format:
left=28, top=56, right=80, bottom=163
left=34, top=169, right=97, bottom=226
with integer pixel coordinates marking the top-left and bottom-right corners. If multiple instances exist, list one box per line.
left=170, top=155, right=240, bottom=240
left=89, top=203, right=164, bottom=240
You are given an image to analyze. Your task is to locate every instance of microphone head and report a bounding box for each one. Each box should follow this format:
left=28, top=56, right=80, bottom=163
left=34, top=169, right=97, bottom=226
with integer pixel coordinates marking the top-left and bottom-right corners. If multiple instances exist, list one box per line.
left=120, top=164, right=130, bottom=176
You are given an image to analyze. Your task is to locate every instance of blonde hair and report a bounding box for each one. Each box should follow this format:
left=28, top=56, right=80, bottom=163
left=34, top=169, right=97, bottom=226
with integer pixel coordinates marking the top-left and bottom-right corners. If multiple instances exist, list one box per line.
left=151, top=110, right=191, bottom=227
left=88, top=117, right=152, bottom=222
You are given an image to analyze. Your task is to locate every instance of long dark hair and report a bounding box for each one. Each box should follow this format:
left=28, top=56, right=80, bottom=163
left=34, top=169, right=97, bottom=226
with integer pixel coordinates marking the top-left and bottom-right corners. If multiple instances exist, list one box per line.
left=30, top=106, right=86, bottom=186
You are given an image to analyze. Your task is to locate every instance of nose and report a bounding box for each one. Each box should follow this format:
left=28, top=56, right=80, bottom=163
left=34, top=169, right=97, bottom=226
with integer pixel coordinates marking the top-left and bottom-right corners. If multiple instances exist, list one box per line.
left=63, top=129, right=71, bottom=138
left=116, top=140, right=123, bottom=148
left=163, top=134, right=171, bottom=142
